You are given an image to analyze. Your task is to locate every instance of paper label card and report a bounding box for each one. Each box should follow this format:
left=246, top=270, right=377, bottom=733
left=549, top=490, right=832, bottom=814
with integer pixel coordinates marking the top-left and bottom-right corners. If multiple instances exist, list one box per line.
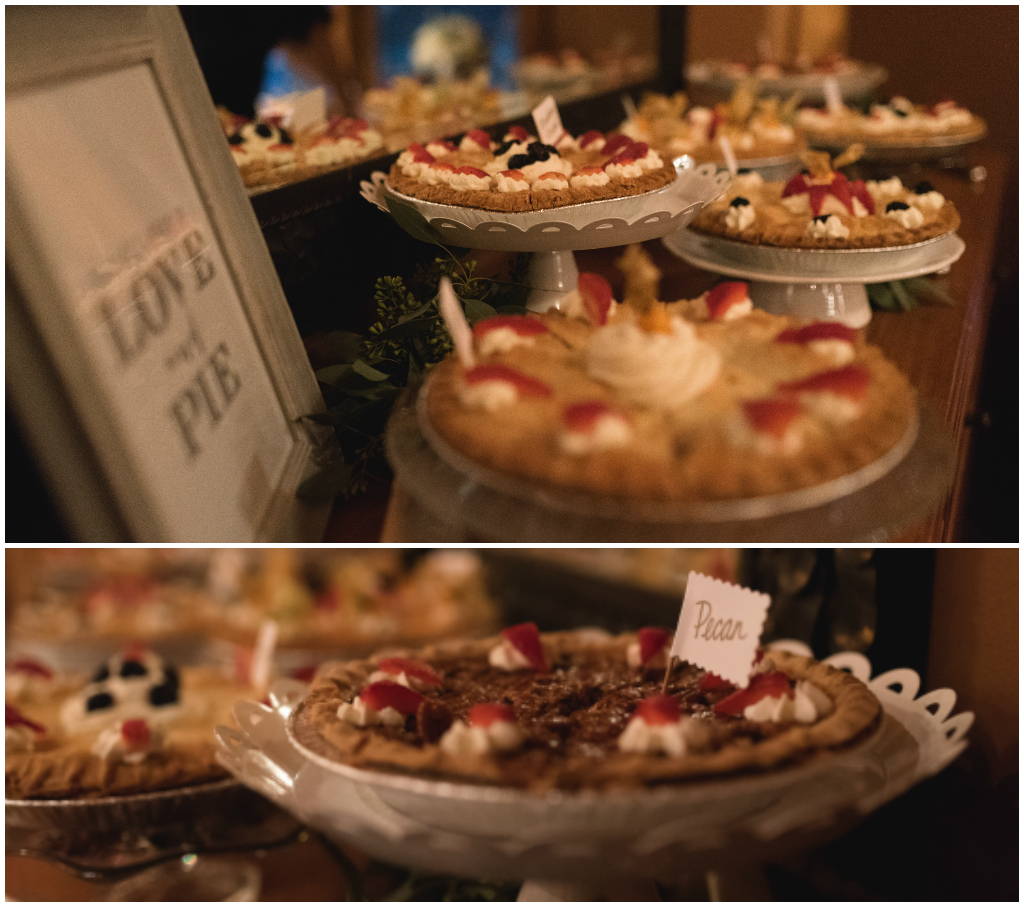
left=532, top=95, right=565, bottom=146
left=669, top=572, right=770, bottom=686
left=718, top=135, right=738, bottom=176
left=291, top=86, right=327, bottom=133
left=438, top=277, right=476, bottom=369
left=823, top=77, right=844, bottom=114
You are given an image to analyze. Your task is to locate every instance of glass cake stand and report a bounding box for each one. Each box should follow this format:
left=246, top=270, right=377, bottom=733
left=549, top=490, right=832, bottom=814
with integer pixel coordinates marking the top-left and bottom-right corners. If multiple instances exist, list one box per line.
left=380, top=385, right=954, bottom=543
left=214, top=642, right=972, bottom=890
left=360, top=159, right=730, bottom=310
left=662, top=229, right=966, bottom=327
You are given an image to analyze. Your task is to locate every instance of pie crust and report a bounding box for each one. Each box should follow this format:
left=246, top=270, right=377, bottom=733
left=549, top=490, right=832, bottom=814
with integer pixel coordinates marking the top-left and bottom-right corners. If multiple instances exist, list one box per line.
left=294, top=632, right=882, bottom=792
left=422, top=304, right=916, bottom=504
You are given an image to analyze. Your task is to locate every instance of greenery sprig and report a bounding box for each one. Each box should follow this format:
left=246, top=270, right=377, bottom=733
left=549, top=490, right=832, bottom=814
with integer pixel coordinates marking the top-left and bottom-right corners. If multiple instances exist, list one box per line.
left=297, top=200, right=529, bottom=501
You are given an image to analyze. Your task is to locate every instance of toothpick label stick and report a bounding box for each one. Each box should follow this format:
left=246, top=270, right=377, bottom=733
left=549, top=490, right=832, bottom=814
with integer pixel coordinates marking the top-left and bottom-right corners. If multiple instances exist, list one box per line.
left=438, top=276, right=476, bottom=369
left=291, top=87, right=327, bottom=133
left=621, top=93, right=639, bottom=122
left=823, top=77, right=844, bottom=115
left=250, top=619, right=279, bottom=695
left=718, top=135, right=738, bottom=176
left=532, top=95, right=565, bottom=147
left=668, top=572, right=770, bottom=686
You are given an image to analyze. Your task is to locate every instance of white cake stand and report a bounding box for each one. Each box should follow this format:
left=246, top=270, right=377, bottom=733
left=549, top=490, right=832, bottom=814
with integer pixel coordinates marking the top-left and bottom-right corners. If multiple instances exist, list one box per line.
left=662, top=229, right=966, bottom=328
left=215, top=640, right=972, bottom=890
left=360, top=160, right=730, bottom=310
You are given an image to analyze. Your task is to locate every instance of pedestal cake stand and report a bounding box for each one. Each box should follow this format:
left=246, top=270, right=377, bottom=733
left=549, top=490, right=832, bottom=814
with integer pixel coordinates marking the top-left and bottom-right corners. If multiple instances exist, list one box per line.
left=360, top=159, right=731, bottom=310
left=663, top=229, right=966, bottom=328
left=215, top=641, right=972, bottom=892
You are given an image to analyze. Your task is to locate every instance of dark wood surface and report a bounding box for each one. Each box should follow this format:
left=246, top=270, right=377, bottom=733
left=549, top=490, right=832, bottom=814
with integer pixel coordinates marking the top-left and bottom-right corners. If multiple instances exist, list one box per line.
left=324, top=147, right=1011, bottom=543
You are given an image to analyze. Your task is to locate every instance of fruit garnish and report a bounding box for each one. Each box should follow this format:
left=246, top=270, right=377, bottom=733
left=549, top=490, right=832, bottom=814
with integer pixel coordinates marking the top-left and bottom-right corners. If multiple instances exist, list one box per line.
left=704, top=282, right=750, bottom=320
left=121, top=719, right=151, bottom=749
left=5, top=704, right=45, bottom=734
left=408, top=143, right=435, bottom=164
left=577, top=272, right=613, bottom=325
left=291, top=665, right=317, bottom=683
left=775, top=322, right=857, bottom=345
left=637, top=304, right=674, bottom=334
left=563, top=400, right=627, bottom=433
left=578, top=130, right=604, bottom=149
left=500, top=623, right=548, bottom=672
left=465, top=129, right=491, bottom=147
left=122, top=642, right=148, bottom=662
left=638, top=627, right=671, bottom=665
left=269, top=143, right=292, bottom=151
left=455, top=165, right=489, bottom=178
left=473, top=315, right=549, bottom=338
left=315, top=587, right=341, bottom=611
left=376, top=657, right=443, bottom=688
left=428, top=162, right=457, bottom=173
left=468, top=702, right=516, bottom=728
left=779, top=364, right=870, bottom=399
left=714, top=670, right=793, bottom=716
left=699, top=671, right=734, bottom=693
left=574, top=165, right=605, bottom=177
left=429, top=139, right=458, bottom=153
left=499, top=169, right=527, bottom=181
left=708, top=109, right=724, bottom=140
left=849, top=179, right=875, bottom=215
left=536, top=170, right=569, bottom=182
left=359, top=680, right=425, bottom=716
left=9, top=659, right=54, bottom=679
left=634, top=694, right=681, bottom=726
left=601, top=133, right=633, bottom=157
left=782, top=173, right=810, bottom=197
left=464, top=364, right=552, bottom=398
left=742, top=398, right=802, bottom=439
left=807, top=184, right=830, bottom=216
left=506, top=126, right=529, bottom=142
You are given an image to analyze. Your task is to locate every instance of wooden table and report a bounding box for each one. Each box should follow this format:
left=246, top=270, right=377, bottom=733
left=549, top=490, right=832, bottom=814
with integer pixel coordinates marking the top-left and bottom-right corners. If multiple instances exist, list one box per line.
left=325, top=147, right=1010, bottom=543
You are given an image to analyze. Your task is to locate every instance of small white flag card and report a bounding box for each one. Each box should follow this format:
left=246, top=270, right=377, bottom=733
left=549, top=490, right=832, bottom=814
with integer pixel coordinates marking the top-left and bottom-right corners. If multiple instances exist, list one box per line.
left=718, top=134, right=738, bottom=176
left=823, top=77, right=844, bottom=115
left=250, top=619, right=279, bottom=694
left=291, top=86, right=327, bottom=134
left=532, top=95, right=565, bottom=147
left=669, top=572, right=770, bottom=686
left=438, top=277, right=476, bottom=369
left=621, top=93, right=639, bottom=122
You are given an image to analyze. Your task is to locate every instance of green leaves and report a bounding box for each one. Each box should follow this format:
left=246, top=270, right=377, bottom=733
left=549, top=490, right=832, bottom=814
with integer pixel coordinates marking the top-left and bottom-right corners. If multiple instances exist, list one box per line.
left=867, top=276, right=955, bottom=313
left=384, top=197, right=444, bottom=246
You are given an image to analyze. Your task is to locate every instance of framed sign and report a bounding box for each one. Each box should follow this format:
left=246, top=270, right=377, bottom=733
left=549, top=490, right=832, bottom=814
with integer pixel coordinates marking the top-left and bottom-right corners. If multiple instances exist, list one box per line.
left=6, top=7, right=332, bottom=541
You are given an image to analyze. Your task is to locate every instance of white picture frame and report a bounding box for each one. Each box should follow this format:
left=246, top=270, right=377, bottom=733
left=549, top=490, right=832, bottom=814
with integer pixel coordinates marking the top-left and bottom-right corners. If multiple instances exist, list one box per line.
left=6, top=6, right=333, bottom=542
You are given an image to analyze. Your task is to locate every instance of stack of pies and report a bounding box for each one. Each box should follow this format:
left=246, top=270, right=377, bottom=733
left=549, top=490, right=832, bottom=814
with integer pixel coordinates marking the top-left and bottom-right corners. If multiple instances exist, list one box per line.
left=295, top=626, right=882, bottom=791
left=423, top=245, right=916, bottom=505
left=689, top=148, right=960, bottom=249
left=5, top=646, right=249, bottom=799
left=386, top=124, right=676, bottom=213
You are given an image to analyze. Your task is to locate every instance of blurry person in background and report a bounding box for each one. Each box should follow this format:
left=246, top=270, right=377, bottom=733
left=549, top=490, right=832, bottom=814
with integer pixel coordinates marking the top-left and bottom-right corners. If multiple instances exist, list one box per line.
left=179, top=6, right=362, bottom=118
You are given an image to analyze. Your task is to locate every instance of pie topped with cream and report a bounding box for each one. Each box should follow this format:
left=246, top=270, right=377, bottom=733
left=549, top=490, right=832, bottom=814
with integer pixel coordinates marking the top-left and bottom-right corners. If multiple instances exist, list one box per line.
left=386, top=125, right=677, bottom=213
left=294, top=626, right=882, bottom=791
left=689, top=148, right=960, bottom=249
left=798, top=97, right=986, bottom=146
left=421, top=246, right=916, bottom=505
left=5, top=647, right=249, bottom=800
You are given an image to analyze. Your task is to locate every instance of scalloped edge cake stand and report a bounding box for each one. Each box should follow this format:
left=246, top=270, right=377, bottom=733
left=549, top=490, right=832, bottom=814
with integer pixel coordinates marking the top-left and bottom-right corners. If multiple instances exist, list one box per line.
left=359, top=161, right=731, bottom=311
left=662, top=229, right=966, bottom=328
left=214, top=640, right=972, bottom=892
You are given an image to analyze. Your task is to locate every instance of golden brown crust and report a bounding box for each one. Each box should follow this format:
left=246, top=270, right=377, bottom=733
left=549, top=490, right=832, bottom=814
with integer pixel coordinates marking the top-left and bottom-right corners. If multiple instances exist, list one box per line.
left=294, top=633, right=882, bottom=791
left=802, top=115, right=987, bottom=147
left=424, top=308, right=916, bottom=504
left=387, top=160, right=678, bottom=213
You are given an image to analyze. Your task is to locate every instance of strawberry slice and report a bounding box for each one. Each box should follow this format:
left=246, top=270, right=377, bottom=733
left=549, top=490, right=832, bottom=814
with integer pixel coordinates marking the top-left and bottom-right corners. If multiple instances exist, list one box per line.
left=464, top=364, right=552, bottom=398
left=807, top=184, right=830, bottom=216
left=634, top=694, right=681, bottom=726
left=468, top=702, right=516, bottom=728
left=473, top=315, right=549, bottom=338
left=638, top=627, right=671, bottom=665
left=563, top=401, right=627, bottom=433
left=849, top=179, right=875, bottom=215
left=121, top=718, right=151, bottom=749
left=501, top=622, right=548, bottom=672
left=359, top=680, right=425, bottom=716
left=407, top=143, right=435, bottom=164
left=429, top=139, right=458, bottom=153
left=535, top=171, right=570, bottom=184
left=775, top=322, right=857, bottom=345
left=455, top=165, right=489, bottom=178
left=123, top=642, right=149, bottom=662
left=577, top=272, right=613, bottom=326
left=714, top=671, right=793, bottom=716
left=574, top=165, right=605, bottom=177
left=743, top=398, right=802, bottom=439
left=780, top=364, right=870, bottom=400
left=5, top=704, right=45, bottom=734
left=704, top=282, right=750, bottom=320
left=291, top=665, right=318, bottom=683
left=578, top=130, right=604, bottom=150
left=499, top=169, right=527, bottom=181
left=782, top=173, right=810, bottom=198
left=376, top=657, right=443, bottom=688
left=708, top=108, right=724, bottom=140
left=464, top=129, right=491, bottom=147
left=698, top=671, right=734, bottom=693
left=827, top=175, right=854, bottom=214
left=428, top=162, right=456, bottom=174
left=10, top=659, right=54, bottom=679
left=601, top=133, right=633, bottom=157
left=506, top=126, right=529, bottom=142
